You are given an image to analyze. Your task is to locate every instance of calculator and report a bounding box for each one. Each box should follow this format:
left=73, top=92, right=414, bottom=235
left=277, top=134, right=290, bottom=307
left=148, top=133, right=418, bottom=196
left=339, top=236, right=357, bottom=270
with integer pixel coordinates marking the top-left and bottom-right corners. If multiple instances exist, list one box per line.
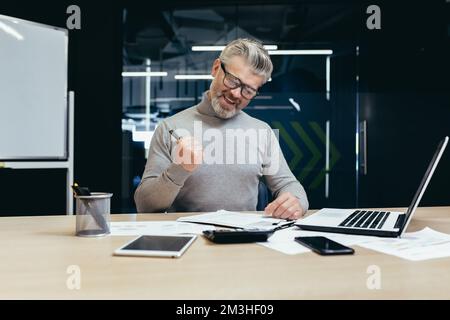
left=203, top=229, right=274, bottom=244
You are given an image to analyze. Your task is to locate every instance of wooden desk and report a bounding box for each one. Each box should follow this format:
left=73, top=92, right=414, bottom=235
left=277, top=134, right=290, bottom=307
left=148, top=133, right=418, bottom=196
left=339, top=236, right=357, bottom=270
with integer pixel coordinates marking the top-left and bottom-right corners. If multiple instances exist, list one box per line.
left=0, top=207, right=449, bottom=299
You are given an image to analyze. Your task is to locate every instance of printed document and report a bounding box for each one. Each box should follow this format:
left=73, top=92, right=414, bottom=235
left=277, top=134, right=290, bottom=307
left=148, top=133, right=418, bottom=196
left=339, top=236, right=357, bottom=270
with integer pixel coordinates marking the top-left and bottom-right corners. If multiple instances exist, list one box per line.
left=110, top=221, right=214, bottom=236
left=357, top=227, right=450, bottom=261
left=177, top=210, right=294, bottom=230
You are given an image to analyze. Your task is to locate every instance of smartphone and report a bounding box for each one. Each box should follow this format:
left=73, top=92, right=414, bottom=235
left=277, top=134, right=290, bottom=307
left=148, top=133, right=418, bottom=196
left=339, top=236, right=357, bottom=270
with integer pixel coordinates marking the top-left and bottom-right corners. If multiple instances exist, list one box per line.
left=294, top=236, right=355, bottom=255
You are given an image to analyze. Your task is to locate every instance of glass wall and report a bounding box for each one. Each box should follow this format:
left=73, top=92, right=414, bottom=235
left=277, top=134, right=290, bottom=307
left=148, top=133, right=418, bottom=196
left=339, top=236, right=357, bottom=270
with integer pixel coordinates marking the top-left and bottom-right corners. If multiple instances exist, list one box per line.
left=121, top=3, right=359, bottom=212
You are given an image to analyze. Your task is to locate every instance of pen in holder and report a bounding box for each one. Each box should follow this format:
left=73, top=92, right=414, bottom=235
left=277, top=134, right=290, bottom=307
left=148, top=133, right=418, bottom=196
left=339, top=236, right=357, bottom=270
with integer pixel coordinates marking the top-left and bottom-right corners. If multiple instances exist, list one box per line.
left=72, top=184, right=112, bottom=237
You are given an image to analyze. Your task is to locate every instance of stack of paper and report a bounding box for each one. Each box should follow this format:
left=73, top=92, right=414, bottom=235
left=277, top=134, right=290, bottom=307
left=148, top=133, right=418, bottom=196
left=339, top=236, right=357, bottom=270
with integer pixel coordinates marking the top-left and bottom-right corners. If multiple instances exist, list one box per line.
left=177, top=210, right=294, bottom=230
left=356, top=227, right=450, bottom=261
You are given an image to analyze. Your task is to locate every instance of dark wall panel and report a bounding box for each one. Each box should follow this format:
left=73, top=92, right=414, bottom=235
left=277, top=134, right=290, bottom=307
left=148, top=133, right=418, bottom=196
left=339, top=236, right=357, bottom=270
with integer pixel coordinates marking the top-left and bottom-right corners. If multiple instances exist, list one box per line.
left=0, top=1, right=123, bottom=214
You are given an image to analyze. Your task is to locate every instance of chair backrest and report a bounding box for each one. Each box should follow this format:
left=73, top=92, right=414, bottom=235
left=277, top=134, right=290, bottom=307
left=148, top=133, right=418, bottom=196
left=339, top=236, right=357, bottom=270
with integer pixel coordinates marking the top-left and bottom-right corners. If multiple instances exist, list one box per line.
left=256, top=180, right=271, bottom=211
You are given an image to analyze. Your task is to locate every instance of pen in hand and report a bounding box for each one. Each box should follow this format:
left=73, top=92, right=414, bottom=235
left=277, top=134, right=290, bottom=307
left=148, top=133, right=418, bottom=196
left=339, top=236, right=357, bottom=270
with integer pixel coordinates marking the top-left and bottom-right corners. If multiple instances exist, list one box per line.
left=169, top=129, right=182, bottom=142
left=169, top=129, right=202, bottom=172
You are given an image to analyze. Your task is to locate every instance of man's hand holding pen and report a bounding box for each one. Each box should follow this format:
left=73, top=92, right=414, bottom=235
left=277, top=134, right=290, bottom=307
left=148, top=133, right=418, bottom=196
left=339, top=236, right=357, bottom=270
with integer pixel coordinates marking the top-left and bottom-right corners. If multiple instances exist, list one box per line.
left=170, top=130, right=203, bottom=173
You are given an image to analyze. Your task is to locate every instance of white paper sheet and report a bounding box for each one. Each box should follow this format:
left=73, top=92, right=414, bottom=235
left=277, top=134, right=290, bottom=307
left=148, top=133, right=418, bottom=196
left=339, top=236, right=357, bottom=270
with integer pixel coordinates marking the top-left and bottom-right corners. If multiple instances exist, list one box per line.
left=258, top=228, right=310, bottom=255
left=110, top=221, right=215, bottom=236
left=177, top=210, right=293, bottom=230
left=357, top=227, right=450, bottom=261
left=258, top=227, right=379, bottom=255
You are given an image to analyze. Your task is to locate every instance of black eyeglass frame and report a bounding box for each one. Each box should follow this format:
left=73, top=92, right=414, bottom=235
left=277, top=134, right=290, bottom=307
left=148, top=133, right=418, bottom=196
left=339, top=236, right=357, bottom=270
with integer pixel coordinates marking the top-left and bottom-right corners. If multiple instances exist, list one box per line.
left=220, top=61, right=259, bottom=100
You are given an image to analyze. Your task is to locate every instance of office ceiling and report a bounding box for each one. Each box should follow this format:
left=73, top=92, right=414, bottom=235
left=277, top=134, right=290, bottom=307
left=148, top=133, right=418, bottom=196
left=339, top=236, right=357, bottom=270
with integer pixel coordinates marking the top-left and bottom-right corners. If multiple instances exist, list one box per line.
left=123, top=3, right=357, bottom=68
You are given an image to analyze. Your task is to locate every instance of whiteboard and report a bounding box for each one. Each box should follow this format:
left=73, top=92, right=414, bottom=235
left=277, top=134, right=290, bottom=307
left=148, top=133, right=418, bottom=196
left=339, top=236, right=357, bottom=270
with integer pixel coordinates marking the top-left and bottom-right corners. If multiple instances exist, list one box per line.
left=0, top=14, right=68, bottom=160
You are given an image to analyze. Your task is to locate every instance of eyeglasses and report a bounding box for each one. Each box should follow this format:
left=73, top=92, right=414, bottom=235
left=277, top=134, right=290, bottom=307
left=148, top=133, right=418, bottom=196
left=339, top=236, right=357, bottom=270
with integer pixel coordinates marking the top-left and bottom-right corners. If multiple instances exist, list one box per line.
left=220, top=61, right=258, bottom=100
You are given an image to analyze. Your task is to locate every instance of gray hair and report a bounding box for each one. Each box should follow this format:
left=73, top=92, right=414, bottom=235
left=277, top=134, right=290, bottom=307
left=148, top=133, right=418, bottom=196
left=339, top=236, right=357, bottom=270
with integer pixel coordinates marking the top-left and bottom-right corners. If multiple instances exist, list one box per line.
left=219, top=38, right=273, bottom=83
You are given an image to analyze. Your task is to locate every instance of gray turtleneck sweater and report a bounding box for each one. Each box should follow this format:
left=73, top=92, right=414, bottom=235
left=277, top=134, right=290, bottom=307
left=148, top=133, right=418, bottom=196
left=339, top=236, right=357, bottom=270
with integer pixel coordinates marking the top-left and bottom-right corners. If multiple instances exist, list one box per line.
left=134, top=91, right=309, bottom=213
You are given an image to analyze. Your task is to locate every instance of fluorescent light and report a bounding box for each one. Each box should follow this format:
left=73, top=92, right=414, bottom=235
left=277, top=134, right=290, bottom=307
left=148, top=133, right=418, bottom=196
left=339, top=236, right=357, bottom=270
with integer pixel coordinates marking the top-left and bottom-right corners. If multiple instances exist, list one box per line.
left=192, top=46, right=225, bottom=51
left=192, top=45, right=278, bottom=51
left=326, top=56, right=330, bottom=101
left=175, top=74, right=269, bottom=81
left=153, top=97, right=195, bottom=102
left=288, top=98, right=301, bottom=112
left=174, top=75, right=214, bottom=80
left=122, top=71, right=168, bottom=77
left=268, top=50, right=333, bottom=55
left=145, top=60, right=151, bottom=131
left=254, top=95, right=273, bottom=100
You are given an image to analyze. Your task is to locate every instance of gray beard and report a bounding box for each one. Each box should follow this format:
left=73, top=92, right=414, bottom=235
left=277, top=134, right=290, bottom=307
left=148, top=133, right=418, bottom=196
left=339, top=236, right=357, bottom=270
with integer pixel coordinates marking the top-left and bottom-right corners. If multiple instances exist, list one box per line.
left=211, top=94, right=238, bottom=119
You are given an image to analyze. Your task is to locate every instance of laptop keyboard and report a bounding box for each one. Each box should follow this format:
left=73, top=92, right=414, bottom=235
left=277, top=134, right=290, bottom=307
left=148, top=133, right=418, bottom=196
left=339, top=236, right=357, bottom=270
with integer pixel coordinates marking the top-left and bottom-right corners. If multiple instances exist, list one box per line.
left=338, top=210, right=391, bottom=229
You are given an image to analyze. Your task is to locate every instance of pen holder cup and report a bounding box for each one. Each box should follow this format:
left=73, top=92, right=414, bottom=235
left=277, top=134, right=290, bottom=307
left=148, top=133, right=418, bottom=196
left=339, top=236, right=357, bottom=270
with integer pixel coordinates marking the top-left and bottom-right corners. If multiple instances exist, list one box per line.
left=75, top=192, right=113, bottom=237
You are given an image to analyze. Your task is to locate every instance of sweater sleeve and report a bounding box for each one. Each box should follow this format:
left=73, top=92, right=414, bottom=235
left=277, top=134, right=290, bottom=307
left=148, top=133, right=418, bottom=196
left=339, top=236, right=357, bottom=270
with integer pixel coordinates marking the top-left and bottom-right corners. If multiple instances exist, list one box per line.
left=134, top=121, right=192, bottom=213
left=262, top=127, right=309, bottom=212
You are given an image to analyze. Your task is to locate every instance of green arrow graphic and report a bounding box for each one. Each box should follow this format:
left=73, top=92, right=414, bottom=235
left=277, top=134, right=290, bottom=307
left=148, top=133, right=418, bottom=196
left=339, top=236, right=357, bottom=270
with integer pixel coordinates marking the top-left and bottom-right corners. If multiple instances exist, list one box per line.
left=272, top=121, right=303, bottom=171
left=290, top=121, right=322, bottom=182
left=309, top=122, right=341, bottom=189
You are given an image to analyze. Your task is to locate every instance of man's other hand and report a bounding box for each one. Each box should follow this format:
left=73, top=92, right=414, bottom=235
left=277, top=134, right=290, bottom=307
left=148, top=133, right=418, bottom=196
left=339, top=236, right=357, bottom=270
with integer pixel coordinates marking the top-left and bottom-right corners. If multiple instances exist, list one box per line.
left=264, top=192, right=305, bottom=220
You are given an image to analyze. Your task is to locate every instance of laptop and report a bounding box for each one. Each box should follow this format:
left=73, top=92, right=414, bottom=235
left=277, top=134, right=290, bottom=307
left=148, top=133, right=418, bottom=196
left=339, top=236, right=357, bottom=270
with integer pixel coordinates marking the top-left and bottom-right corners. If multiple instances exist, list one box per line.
left=295, top=136, right=448, bottom=238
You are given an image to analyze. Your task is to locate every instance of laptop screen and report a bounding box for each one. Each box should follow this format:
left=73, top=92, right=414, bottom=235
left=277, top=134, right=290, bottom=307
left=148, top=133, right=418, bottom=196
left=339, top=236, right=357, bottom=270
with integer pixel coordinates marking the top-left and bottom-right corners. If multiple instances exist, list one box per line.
left=399, top=136, right=448, bottom=235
